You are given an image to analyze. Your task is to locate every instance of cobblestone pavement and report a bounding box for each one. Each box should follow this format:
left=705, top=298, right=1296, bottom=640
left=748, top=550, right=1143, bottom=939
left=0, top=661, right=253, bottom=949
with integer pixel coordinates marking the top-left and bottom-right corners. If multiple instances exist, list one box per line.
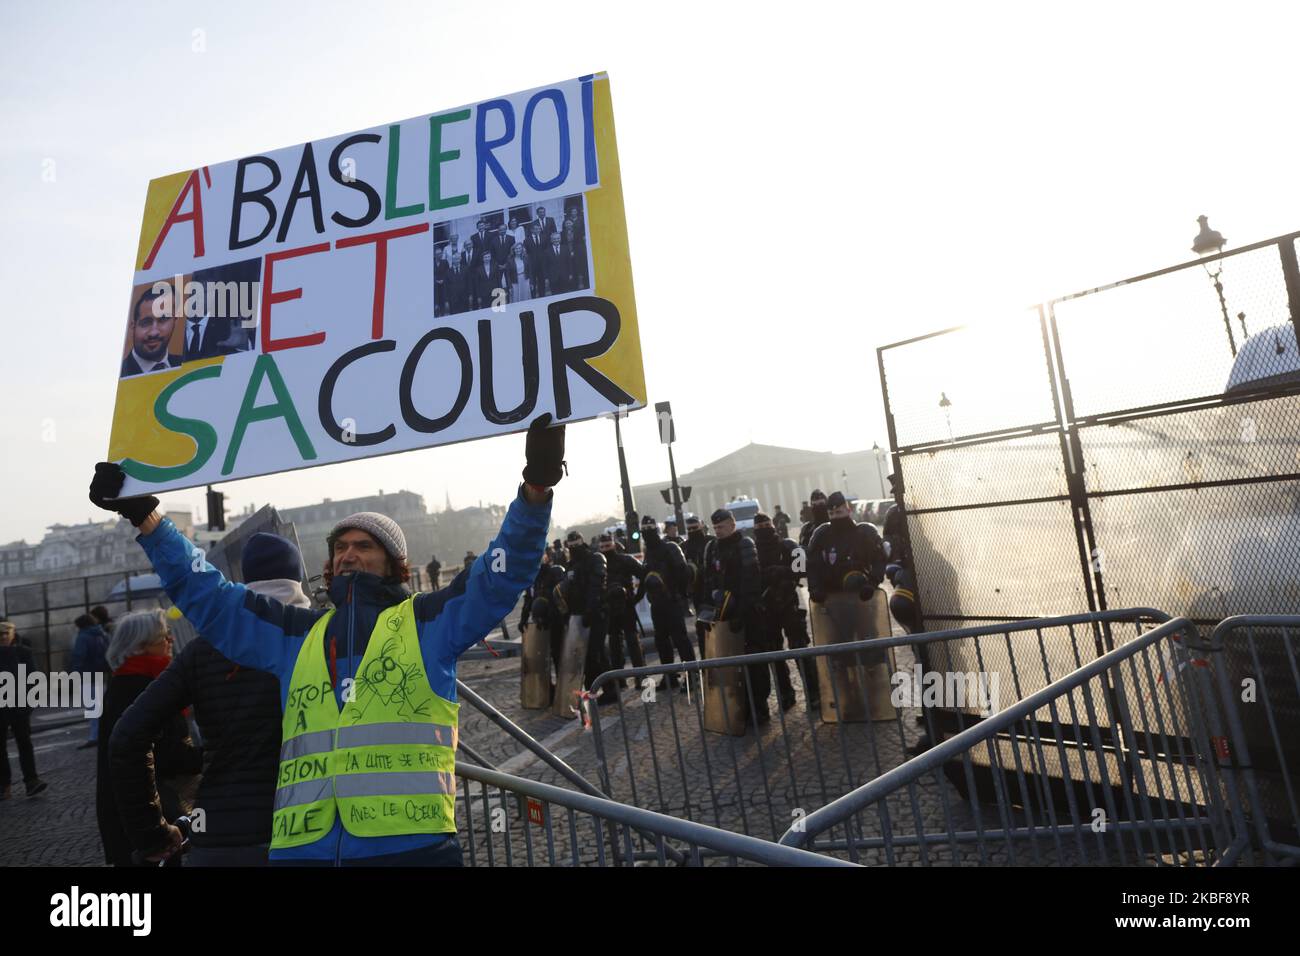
left=452, top=637, right=1001, bottom=866
left=1, top=710, right=106, bottom=866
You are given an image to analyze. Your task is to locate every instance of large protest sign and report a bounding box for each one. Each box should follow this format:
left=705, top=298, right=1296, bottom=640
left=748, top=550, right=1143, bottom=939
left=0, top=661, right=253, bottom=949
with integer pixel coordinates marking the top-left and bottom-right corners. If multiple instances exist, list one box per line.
left=108, top=72, right=645, bottom=495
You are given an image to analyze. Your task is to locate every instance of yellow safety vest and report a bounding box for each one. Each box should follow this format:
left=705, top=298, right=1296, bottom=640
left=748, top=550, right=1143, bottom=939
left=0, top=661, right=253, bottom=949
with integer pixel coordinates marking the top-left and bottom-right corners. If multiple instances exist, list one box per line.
left=271, top=597, right=460, bottom=849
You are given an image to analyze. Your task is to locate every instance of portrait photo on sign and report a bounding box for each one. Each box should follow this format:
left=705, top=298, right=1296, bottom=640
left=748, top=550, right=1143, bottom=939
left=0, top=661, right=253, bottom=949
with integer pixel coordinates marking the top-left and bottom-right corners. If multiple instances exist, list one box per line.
left=432, top=194, right=592, bottom=317
left=182, top=257, right=262, bottom=363
left=120, top=280, right=186, bottom=377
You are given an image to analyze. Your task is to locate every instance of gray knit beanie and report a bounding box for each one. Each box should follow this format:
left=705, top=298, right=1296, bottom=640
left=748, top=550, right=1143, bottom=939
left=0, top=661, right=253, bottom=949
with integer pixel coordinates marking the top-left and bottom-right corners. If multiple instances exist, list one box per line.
left=330, top=512, right=408, bottom=563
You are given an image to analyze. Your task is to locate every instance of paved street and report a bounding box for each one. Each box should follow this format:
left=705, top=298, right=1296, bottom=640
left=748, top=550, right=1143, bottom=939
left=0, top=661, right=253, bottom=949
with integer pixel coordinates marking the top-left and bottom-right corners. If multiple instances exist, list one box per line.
left=1, top=709, right=105, bottom=866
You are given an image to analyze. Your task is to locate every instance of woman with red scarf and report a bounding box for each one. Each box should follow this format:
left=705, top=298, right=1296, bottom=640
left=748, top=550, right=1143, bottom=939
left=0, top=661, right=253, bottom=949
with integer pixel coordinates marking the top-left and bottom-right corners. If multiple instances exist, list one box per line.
left=95, top=609, right=201, bottom=866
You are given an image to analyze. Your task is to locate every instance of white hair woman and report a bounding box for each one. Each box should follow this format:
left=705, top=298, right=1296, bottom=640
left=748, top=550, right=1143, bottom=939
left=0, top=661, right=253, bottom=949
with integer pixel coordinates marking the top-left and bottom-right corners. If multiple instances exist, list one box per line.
left=105, top=609, right=170, bottom=671
left=110, top=532, right=310, bottom=867
left=96, top=609, right=201, bottom=866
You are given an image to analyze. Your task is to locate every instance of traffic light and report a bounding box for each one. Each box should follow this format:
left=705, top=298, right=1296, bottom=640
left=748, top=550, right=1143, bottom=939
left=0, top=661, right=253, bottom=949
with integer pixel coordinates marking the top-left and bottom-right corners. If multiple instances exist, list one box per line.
left=661, top=486, right=692, bottom=504
left=206, top=486, right=226, bottom=531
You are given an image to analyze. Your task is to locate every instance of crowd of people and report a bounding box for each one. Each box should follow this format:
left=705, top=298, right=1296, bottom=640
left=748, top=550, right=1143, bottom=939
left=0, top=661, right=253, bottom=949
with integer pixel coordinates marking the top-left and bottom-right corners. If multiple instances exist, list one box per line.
left=518, top=485, right=911, bottom=726
left=435, top=202, right=590, bottom=316
left=2, top=432, right=917, bottom=868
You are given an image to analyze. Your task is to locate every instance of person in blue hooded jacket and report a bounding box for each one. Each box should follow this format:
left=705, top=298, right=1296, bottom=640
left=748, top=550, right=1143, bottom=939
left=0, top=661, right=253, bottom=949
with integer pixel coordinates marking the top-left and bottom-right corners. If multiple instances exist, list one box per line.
left=70, top=613, right=111, bottom=748
left=88, top=414, right=565, bottom=867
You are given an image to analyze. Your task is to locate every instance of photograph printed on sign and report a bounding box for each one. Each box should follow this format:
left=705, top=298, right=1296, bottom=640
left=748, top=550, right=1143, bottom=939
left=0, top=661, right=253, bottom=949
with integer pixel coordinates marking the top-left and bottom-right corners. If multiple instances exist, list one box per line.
left=433, top=194, right=591, bottom=317
left=120, top=259, right=260, bottom=378
left=120, top=282, right=186, bottom=377
left=184, top=257, right=262, bottom=361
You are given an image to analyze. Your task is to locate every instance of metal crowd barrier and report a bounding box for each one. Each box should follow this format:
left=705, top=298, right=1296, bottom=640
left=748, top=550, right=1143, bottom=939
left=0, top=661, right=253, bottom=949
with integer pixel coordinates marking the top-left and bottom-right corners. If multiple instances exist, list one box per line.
left=453, top=761, right=855, bottom=867
left=775, top=617, right=1259, bottom=865
left=1203, top=615, right=1300, bottom=863
left=584, top=609, right=1179, bottom=858
left=455, top=678, right=695, bottom=865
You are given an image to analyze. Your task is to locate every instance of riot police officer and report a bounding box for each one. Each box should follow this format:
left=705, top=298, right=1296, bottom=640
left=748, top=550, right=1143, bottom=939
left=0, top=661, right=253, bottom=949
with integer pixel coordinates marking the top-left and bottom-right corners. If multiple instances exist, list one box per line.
left=556, top=531, right=614, bottom=697
left=881, top=473, right=906, bottom=565
left=754, top=513, right=816, bottom=711
left=520, top=547, right=568, bottom=681
left=639, top=516, right=696, bottom=681
left=772, top=506, right=792, bottom=539
left=699, top=508, right=770, bottom=722
left=683, top=514, right=714, bottom=657
left=806, top=492, right=886, bottom=607
left=598, top=532, right=646, bottom=677
left=663, top=519, right=684, bottom=547
left=799, top=489, right=830, bottom=550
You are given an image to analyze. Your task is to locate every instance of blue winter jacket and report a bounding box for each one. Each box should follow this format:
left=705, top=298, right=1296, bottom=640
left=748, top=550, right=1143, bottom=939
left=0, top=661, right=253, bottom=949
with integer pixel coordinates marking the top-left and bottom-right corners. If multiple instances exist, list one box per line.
left=71, top=625, right=110, bottom=674
left=135, top=485, right=550, bottom=864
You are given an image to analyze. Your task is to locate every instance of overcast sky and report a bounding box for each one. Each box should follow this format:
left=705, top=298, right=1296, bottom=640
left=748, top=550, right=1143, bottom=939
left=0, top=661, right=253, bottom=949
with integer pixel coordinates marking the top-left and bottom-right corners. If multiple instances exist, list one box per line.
left=3, top=0, right=1299, bottom=544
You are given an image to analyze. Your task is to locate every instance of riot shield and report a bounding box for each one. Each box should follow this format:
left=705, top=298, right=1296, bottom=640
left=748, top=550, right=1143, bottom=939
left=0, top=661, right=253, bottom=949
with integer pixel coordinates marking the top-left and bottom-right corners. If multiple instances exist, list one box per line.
left=702, top=619, right=747, bottom=736
left=810, top=590, right=897, bottom=723
left=552, top=616, right=590, bottom=719
left=520, top=620, right=552, bottom=709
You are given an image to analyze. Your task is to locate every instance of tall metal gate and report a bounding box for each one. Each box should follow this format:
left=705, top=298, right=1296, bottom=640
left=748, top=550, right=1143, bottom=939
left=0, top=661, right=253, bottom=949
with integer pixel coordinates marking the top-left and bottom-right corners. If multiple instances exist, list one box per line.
left=879, top=230, right=1300, bottom=629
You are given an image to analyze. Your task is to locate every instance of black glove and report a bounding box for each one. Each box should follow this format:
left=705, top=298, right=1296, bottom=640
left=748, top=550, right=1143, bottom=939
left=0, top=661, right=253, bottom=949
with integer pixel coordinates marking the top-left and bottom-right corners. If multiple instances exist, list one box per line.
left=860, top=586, right=875, bottom=601
left=522, top=413, right=566, bottom=487
left=89, top=462, right=159, bottom=527
left=810, top=590, right=827, bottom=605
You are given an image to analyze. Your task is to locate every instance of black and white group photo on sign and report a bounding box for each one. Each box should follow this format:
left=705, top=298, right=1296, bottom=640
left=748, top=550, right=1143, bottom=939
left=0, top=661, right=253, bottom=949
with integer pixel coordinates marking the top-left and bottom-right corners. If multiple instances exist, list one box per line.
left=433, top=194, right=592, bottom=316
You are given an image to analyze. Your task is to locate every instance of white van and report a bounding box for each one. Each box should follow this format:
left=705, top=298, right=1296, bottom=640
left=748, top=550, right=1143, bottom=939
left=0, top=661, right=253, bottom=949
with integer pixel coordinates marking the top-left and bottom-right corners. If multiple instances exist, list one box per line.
left=723, top=495, right=762, bottom=537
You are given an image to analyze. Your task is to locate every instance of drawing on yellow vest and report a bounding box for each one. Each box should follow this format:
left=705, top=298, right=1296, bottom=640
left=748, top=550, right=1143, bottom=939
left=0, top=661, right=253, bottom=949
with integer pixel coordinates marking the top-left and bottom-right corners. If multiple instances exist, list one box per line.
left=352, top=634, right=434, bottom=722
left=271, top=597, right=461, bottom=850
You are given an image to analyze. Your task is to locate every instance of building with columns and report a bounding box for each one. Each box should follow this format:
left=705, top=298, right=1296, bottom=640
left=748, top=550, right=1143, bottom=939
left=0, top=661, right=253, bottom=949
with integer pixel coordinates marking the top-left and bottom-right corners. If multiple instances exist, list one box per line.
left=631, top=442, right=891, bottom=524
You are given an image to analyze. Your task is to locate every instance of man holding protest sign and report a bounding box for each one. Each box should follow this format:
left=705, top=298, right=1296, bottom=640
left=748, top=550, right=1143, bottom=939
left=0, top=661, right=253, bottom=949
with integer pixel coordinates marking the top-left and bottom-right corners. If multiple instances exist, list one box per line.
left=88, top=414, right=565, bottom=867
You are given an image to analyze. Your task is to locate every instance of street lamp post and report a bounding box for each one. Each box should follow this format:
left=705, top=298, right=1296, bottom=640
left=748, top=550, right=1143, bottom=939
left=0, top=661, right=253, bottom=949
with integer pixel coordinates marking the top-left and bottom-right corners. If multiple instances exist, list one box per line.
left=872, top=442, right=886, bottom=497
left=1192, top=215, right=1243, bottom=357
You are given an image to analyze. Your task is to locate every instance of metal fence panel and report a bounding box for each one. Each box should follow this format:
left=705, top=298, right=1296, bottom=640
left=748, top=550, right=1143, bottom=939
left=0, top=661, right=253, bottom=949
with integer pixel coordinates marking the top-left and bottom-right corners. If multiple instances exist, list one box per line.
left=880, top=232, right=1300, bottom=633
left=900, top=432, right=1070, bottom=511
left=880, top=312, right=1058, bottom=450
left=453, top=762, right=854, bottom=867
left=583, top=610, right=1173, bottom=863
left=908, top=501, right=1089, bottom=621
left=779, top=617, right=1252, bottom=866
left=1052, top=243, right=1296, bottom=417
left=1206, top=616, right=1300, bottom=861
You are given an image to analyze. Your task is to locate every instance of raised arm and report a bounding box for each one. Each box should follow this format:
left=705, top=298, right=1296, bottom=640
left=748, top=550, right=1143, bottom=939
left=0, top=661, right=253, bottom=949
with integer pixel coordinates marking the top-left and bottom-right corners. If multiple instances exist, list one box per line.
left=109, top=644, right=199, bottom=856
left=90, top=463, right=313, bottom=675
left=427, top=485, right=551, bottom=659
left=426, top=415, right=563, bottom=660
